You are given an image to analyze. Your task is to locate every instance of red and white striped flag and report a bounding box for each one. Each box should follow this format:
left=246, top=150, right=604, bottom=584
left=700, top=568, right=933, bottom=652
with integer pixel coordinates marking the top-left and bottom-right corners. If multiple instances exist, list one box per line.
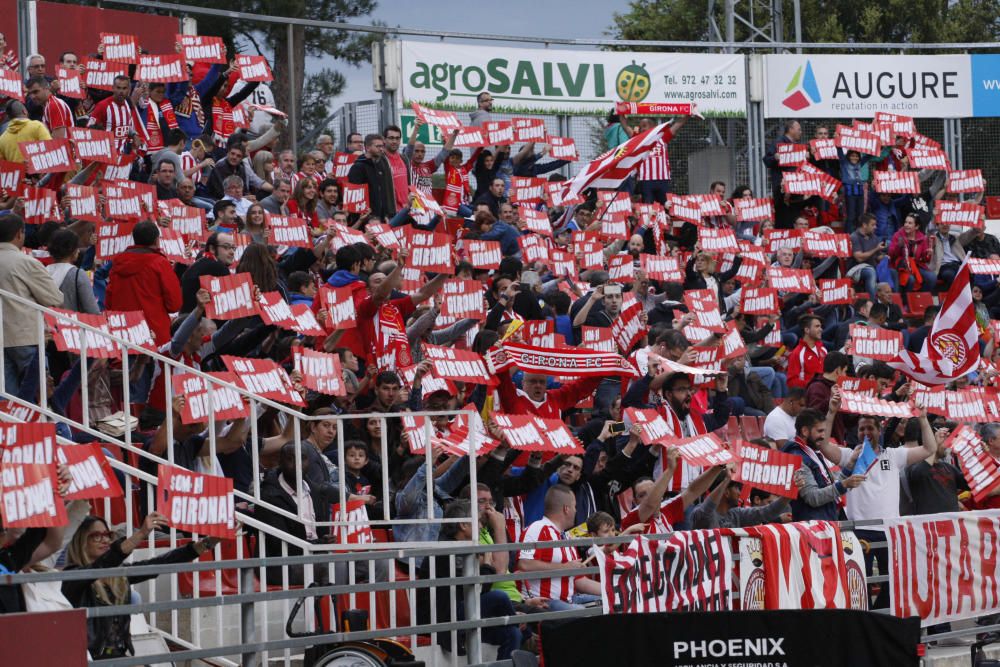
left=888, top=259, right=979, bottom=385
left=565, top=122, right=674, bottom=198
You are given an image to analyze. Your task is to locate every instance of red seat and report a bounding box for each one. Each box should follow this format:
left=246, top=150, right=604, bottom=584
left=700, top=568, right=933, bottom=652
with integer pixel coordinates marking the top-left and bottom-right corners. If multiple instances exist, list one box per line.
left=178, top=537, right=246, bottom=597
left=740, top=416, right=762, bottom=441
left=905, top=292, right=934, bottom=320
left=726, top=416, right=741, bottom=442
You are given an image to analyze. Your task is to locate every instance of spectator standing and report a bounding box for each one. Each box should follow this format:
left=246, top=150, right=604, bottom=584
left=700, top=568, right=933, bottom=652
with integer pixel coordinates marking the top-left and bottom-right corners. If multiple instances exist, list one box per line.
left=347, top=134, right=396, bottom=221
left=636, top=115, right=688, bottom=204
left=179, top=232, right=235, bottom=314
left=0, top=215, right=64, bottom=396
left=88, top=75, right=147, bottom=151
left=763, top=387, right=806, bottom=446
left=0, top=100, right=50, bottom=162
left=26, top=76, right=71, bottom=139
left=787, top=314, right=827, bottom=389
left=928, top=222, right=965, bottom=290
left=469, top=92, right=493, bottom=126
left=382, top=124, right=410, bottom=211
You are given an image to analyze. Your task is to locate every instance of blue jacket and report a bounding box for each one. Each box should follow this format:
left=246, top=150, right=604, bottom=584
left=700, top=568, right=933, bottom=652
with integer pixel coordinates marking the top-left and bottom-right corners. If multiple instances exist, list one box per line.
left=326, top=269, right=362, bottom=288
left=868, top=194, right=910, bottom=242
left=477, top=220, right=522, bottom=257
left=165, top=64, right=223, bottom=140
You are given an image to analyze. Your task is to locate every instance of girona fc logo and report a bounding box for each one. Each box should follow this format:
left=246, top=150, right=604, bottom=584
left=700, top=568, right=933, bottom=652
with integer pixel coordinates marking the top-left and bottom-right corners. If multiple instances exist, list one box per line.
left=931, top=330, right=968, bottom=367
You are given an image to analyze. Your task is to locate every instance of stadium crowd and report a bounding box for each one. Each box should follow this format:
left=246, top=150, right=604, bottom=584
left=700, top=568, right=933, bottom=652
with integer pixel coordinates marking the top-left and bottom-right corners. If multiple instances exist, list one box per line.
left=0, top=33, right=997, bottom=661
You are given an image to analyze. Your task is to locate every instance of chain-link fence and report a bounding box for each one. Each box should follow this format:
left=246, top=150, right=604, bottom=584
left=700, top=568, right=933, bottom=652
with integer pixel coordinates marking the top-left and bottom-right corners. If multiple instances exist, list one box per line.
left=963, top=117, right=1000, bottom=188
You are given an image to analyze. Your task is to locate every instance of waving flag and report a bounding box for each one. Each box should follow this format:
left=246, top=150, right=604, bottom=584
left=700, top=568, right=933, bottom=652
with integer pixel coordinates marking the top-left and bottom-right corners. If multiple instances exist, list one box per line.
left=566, top=122, right=674, bottom=198
left=851, top=437, right=878, bottom=475
left=888, top=259, right=979, bottom=385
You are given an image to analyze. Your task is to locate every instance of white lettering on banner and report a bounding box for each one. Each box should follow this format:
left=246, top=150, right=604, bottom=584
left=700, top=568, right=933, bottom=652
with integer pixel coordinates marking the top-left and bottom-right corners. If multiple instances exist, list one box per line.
left=71, top=195, right=97, bottom=218
left=23, top=144, right=69, bottom=171
left=328, top=299, right=354, bottom=325
left=673, top=638, right=785, bottom=659
left=2, top=478, right=57, bottom=522
left=170, top=495, right=233, bottom=526
left=186, top=386, right=244, bottom=421
left=272, top=224, right=308, bottom=245
left=886, top=510, right=1000, bottom=626
left=343, top=186, right=366, bottom=207
left=413, top=245, right=448, bottom=267
left=66, top=456, right=109, bottom=492
left=969, top=258, right=1000, bottom=275
left=468, top=242, right=501, bottom=267
left=107, top=197, right=140, bottom=218
left=242, top=62, right=267, bottom=80
left=504, top=422, right=542, bottom=447
left=260, top=297, right=293, bottom=324
left=821, top=281, right=851, bottom=303
left=0, top=71, right=22, bottom=99
left=214, top=284, right=253, bottom=316
left=948, top=170, right=985, bottom=193
left=98, top=234, right=130, bottom=258
left=735, top=199, right=772, bottom=222
left=104, top=44, right=133, bottom=62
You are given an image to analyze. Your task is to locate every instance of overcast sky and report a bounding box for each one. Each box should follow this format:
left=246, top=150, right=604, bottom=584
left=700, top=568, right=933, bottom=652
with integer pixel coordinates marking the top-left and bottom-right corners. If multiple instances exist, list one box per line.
left=330, top=0, right=634, bottom=104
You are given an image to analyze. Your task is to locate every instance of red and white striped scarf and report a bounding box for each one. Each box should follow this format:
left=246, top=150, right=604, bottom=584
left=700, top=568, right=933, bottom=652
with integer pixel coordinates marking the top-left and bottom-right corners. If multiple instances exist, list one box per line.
left=653, top=402, right=707, bottom=492
left=212, top=97, right=235, bottom=146
left=145, top=99, right=179, bottom=152
left=175, top=86, right=205, bottom=130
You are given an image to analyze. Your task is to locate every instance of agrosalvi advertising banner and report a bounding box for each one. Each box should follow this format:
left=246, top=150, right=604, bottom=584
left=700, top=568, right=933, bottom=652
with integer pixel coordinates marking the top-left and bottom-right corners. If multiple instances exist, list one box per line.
left=397, top=40, right=746, bottom=117
left=763, top=54, right=972, bottom=118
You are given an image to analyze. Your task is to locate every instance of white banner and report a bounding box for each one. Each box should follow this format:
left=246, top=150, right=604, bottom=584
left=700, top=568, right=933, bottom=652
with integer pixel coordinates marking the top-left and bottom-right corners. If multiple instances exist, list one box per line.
left=398, top=40, right=746, bottom=117
left=763, top=55, right=972, bottom=118
left=885, top=510, right=1000, bottom=627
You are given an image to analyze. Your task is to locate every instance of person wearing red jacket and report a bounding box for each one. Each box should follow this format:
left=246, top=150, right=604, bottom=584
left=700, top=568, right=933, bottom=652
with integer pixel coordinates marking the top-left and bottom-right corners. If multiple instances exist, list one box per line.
left=787, top=314, right=827, bottom=390
left=105, top=221, right=182, bottom=347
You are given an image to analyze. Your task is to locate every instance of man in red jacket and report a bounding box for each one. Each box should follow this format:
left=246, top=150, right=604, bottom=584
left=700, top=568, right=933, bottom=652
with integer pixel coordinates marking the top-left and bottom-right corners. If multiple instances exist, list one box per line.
left=787, top=314, right=828, bottom=390
left=106, top=221, right=183, bottom=346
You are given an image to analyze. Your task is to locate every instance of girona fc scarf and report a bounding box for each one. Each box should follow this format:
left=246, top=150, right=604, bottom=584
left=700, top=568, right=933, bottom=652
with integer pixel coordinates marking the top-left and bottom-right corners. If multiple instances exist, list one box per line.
left=146, top=99, right=179, bottom=152
left=489, top=342, right=638, bottom=378
left=212, top=98, right=235, bottom=146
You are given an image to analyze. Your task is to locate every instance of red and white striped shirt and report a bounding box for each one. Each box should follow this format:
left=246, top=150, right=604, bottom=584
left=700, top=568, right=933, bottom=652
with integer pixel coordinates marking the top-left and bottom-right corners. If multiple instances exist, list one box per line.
left=290, top=170, right=323, bottom=191
left=43, top=94, right=73, bottom=133
left=518, top=516, right=576, bottom=602
left=637, top=129, right=674, bottom=181
left=88, top=97, right=148, bottom=151
left=620, top=495, right=685, bottom=536
left=180, top=151, right=201, bottom=184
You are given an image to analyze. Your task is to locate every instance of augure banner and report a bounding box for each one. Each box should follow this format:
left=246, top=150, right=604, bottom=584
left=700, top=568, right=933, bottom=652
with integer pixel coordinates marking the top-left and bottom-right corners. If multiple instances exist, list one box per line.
left=397, top=40, right=746, bottom=117
left=885, top=509, right=1000, bottom=627
left=540, top=610, right=920, bottom=667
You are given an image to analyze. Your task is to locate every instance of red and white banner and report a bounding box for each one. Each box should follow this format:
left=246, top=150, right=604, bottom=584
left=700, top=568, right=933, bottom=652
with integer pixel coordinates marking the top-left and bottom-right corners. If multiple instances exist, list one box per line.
left=764, top=228, right=802, bottom=253
left=20, top=139, right=73, bottom=173
left=776, top=143, right=809, bottom=167
left=0, top=160, right=25, bottom=197
left=290, top=304, right=325, bottom=337
left=423, top=343, right=492, bottom=384
left=520, top=208, right=552, bottom=236
left=100, top=32, right=139, bottom=63
left=873, top=170, right=921, bottom=194
left=611, top=296, right=648, bottom=354
left=944, top=425, right=1000, bottom=502
left=623, top=407, right=672, bottom=445
left=23, top=187, right=59, bottom=227
left=782, top=171, right=823, bottom=197
left=839, top=390, right=916, bottom=418
left=484, top=121, right=513, bottom=145
left=0, top=463, right=66, bottom=528
left=202, top=273, right=257, bottom=320
left=580, top=326, right=615, bottom=353
left=340, top=182, right=369, bottom=213
left=329, top=499, right=375, bottom=546
left=510, top=176, right=546, bottom=205
left=452, top=126, right=488, bottom=149
left=802, top=231, right=851, bottom=258
left=935, top=201, right=983, bottom=229
left=673, top=433, right=734, bottom=467
left=94, top=222, right=134, bottom=260
left=177, top=35, right=227, bottom=63
left=819, top=278, right=854, bottom=305
left=731, top=441, right=799, bottom=499
left=596, top=531, right=734, bottom=614
left=256, top=291, right=296, bottom=329
left=698, top=227, right=740, bottom=254
left=136, top=54, right=187, bottom=83
left=84, top=59, right=129, bottom=91
left=464, top=240, right=502, bottom=269
left=810, top=138, right=838, bottom=161
left=907, top=147, right=949, bottom=170
left=847, top=324, right=903, bottom=361
left=767, top=266, right=815, bottom=294
left=45, top=310, right=117, bottom=358
left=734, top=198, right=774, bottom=223
left=547, top=136, right=578, bottom=161
left=171, top=372, right=248, bottom=424
left=685, top=289, right=726, bottom=332
left=835, top=128, right=880, bottom=156
left=222, top=356, right=305, bottom=406
left=57, top=444, right=123, bottom=500
left=65, top=184, right=102, bottom=223
left=157, top=466, right=235, bottom=540
left=331, top=152, right=357, bottom=179
left=69, top=127, right=118, bottom=165
left=640, top=254, right=684, bottom=282
left=158, top=228, right=191, bottom=265
left=512, top=117, right=546, bottom=143
left=740, top=287, right=779, bottom=316
left=566, top=122, right=674, bottom=197
left=886, top=510, right=1000, bottom=626
left=947, top=169, right=985, bottom=194
left=944, top=389, right=996, bottom=422
left=409, top=231, right=453, bottom=274
left=440, top=279, right=484, bottom=321
left=493, top=341, right=637, bottom=378
left=0, top=69, right=23, bottom=101
left=105, top=310, right=155, bottom=353
left=234, top=55, right=273, bottom=82
left=492, top=413, right=583, bottom=454
left=55, top=67, right=85, bottom=99
left=267, top=214, right=311, bottom=248
left=733, top=522, right=852, bottom=610
left=411, top=103, right=462, bottom=131
left=293, top=347, right=345, bottom=396
left=0, top=422, right=56, bottom=465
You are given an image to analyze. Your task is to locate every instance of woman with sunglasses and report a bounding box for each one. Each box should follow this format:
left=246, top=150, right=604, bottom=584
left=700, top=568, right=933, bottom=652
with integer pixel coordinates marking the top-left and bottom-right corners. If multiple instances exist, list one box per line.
left=62, top=512, right=219, bottom=660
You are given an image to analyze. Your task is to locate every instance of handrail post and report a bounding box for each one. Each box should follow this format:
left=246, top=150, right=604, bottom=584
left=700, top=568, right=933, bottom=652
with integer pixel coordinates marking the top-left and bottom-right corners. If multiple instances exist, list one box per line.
left=240, top=565, right=258, bottom=667
left=463, top=550, right=482, bottom=664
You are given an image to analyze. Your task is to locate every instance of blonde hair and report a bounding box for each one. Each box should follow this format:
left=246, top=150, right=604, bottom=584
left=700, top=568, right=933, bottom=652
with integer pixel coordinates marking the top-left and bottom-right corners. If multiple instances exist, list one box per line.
left=65, top=516, right=129, bottom=606
left=252, top=150, right=275, bottom=183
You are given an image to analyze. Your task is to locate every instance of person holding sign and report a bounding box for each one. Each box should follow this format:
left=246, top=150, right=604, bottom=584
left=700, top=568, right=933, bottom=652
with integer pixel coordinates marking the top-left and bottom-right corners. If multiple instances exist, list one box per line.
left=62, top=512, right=219, bottom=659
left=690, top=468, right=790, bottom=530
left=621, top=446, right=724, bottom=535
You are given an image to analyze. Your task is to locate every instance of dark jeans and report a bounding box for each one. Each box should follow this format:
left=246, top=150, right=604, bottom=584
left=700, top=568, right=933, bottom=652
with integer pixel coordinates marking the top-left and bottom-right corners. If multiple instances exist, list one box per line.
left=855, top=529, right=890, bottom=610
left=446, top=591, right=522, bottom=659
left=844, top=194, right=865, bottom=233
left=640, top=179, right=670, bottom=205
left=937, top=262, right=961, bottom=291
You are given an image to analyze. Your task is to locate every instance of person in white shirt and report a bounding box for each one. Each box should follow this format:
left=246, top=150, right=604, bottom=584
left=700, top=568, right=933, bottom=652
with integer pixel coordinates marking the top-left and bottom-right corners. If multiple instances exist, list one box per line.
left=816, top=391, right=936, bottom=609
left=763, top=387, right=806, bottom=445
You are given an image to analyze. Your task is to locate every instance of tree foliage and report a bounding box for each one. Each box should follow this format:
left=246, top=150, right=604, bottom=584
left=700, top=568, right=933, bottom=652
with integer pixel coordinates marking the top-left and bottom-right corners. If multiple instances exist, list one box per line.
left=608, top=0, right=1000, bottom=49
